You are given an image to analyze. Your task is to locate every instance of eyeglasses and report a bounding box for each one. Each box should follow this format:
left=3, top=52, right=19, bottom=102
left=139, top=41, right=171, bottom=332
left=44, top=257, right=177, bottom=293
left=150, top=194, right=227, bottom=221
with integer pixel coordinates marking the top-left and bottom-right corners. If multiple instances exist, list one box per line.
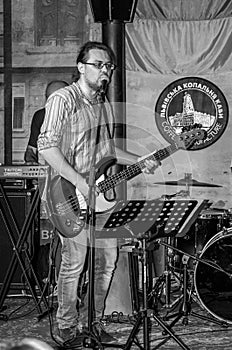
left=83, top=62, right=116, bottom=71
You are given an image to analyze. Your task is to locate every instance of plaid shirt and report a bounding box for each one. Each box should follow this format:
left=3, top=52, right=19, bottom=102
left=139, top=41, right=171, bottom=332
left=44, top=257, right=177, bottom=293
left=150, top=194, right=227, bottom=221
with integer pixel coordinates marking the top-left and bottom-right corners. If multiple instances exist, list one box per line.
left=37, top=82, right=115, bottom=174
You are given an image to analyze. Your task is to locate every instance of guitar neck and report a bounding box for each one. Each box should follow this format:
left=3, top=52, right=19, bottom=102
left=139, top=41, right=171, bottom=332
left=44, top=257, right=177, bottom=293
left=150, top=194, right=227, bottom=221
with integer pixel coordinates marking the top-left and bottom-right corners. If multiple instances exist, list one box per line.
left=98, top=143, right=178, bottom=193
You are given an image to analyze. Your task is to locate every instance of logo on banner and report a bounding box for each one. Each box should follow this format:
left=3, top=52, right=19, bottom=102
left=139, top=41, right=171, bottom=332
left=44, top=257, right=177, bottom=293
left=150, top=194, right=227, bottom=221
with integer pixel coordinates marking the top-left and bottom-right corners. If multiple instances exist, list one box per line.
left=155, top=77, right=229, bottom=150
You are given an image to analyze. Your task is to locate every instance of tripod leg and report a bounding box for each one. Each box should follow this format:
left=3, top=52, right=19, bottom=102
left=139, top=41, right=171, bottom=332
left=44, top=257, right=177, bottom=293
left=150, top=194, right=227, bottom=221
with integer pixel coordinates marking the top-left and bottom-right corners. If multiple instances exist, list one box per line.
left=190, top=310, right=229, bottom=327
left=123, top=313, right=143, bottom=349
left=152, top=312, right=191, bottom=350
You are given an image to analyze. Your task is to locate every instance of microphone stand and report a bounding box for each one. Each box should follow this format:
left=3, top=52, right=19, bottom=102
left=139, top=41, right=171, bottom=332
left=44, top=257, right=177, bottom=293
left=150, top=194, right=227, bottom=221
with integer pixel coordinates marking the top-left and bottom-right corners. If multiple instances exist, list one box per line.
left=83, top=90, right=106, bottom=348
left=84, top=166, right=97, bottom=348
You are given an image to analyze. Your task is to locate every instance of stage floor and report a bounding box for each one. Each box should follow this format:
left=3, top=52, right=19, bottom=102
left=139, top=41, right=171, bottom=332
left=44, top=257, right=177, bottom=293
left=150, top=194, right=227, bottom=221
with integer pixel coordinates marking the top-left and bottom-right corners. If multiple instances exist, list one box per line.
left=0, top=289, right=232, bottom=350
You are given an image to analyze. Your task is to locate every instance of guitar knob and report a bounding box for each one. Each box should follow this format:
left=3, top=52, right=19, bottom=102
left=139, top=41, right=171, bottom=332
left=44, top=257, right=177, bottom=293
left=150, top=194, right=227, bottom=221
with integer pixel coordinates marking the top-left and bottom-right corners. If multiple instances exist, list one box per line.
left=65, top=219, right=71, bottom=226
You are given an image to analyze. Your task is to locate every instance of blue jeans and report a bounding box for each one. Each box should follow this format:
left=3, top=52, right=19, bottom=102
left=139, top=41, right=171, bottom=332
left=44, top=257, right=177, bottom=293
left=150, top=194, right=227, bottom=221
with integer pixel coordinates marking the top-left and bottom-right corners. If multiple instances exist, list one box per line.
left=56, top=224, right=118, bottom=330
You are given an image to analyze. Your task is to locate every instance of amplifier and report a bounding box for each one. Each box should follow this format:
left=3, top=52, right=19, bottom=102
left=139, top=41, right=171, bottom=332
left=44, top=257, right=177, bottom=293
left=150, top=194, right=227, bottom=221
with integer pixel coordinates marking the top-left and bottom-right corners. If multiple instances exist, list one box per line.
left=0, top=190, right=37, bottom=289
left=0, top=164, right=49, bottom=179
left=39, top=218, right=54, bottom=245
left=0, top=178, right=27, bottom=189
left=0, top=178, right=39, bottom=190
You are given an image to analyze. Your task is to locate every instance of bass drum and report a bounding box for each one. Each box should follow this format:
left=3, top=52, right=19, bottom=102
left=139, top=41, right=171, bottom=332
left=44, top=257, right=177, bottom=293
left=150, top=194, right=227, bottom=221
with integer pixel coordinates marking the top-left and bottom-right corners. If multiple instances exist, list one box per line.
left=194, top=228, right=232, bottom=324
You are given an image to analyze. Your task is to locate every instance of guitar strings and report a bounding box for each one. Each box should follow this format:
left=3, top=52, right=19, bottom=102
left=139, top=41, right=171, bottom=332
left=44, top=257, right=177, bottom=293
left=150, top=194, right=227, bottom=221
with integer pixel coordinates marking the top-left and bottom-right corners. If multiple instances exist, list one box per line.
left=97, top=145, right=174, bottom=194
left=56, top=196, right=79, bottom=215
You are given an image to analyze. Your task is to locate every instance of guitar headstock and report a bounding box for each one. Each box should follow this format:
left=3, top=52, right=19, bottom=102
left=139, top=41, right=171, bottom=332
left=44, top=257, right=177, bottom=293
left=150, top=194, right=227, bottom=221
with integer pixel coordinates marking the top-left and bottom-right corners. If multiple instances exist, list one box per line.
left=174, top=126, right=207, bottom=150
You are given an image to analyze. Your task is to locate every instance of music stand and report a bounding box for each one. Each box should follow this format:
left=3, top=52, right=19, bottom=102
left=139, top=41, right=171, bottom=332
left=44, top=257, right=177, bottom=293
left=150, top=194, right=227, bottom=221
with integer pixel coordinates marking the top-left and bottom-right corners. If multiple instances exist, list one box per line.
left=102, top=198, right=205, bottom=239
left=97, top=198, right=203, bottom=350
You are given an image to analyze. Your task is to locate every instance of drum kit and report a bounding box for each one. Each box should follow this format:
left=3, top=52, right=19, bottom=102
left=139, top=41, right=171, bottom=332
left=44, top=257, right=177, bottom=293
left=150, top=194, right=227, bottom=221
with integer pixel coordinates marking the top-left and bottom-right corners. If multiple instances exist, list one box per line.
left=115, top=173, right=232, bottom=350
left=150, top=173, right=232, bottom=327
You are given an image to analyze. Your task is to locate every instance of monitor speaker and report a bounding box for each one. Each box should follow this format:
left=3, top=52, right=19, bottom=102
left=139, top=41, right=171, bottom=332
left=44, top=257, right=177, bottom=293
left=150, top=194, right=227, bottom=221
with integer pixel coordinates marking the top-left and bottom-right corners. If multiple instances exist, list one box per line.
left=0, top=190, right=33, bottom=289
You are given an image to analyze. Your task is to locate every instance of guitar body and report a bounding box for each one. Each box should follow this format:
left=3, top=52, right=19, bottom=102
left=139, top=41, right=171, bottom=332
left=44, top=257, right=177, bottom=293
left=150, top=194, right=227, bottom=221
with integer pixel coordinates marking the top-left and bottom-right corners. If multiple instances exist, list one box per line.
left=48, top=157, right=118, bottom=238
left=48, top=176, right=86, bottom=238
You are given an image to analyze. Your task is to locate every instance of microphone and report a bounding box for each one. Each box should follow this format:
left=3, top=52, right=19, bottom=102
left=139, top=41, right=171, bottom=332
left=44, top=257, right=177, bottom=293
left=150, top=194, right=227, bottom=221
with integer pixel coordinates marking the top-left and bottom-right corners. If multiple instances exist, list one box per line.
left=99, top=79, right=108, bottom=101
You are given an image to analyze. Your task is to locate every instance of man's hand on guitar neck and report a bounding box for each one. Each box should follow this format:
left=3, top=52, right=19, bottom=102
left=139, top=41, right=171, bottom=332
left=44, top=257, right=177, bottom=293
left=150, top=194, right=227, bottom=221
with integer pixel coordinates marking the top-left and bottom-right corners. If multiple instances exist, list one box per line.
left=138, top=151, right=161, bottom=174
left=114, top=147, right=160, bottom=175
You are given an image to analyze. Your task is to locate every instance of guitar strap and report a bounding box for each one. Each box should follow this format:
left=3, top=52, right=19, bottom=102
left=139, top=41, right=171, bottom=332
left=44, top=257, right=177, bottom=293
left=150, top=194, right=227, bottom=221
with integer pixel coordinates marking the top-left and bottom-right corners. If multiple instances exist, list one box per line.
left=101, top=102, right=114, bottom=140
left=94, top=102, right=114, bottom=143
left=87, top=102, right=110, bottom=227
left=101, top=102, right=116, bottom=160
left=93, top=102, right=114, bottom=150
left=90, top=101, right=114, bottom=168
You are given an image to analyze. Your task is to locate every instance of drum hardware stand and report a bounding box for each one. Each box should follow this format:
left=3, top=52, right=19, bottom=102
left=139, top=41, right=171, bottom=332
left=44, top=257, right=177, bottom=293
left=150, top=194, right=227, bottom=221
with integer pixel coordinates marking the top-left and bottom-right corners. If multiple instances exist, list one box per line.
left=157, top=239, right=229, bottom=329
left=149, top=239, right=184, bottom=310
left=155, top=237, right=173, bottom=309
left=147, top=199, right=208, bottom=314
left=0, top=182, right=50, bottom=319
left=147, top=237, right=182, bottom=312
left=162, top=255, right=193, bottom=327
left=162, top=237, right=182, bottom=309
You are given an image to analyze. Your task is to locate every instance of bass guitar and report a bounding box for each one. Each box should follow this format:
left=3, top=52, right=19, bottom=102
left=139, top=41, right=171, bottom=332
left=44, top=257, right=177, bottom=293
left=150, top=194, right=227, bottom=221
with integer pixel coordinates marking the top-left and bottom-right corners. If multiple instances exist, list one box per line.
left=47, top=127, right=206, bottom=238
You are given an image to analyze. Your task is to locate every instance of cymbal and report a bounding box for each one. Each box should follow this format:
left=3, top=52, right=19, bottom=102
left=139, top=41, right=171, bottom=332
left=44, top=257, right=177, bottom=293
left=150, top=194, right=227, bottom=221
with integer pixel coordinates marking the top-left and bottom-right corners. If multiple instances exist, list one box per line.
left=154, top=178, right=222, bottom=187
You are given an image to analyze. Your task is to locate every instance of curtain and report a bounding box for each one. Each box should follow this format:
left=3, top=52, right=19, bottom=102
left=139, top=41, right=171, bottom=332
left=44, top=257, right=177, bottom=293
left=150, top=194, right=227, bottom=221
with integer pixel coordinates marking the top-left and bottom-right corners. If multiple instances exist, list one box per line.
left=136, top=0, right=232, bottom=20
left=126, top=0, right=232, bottom=74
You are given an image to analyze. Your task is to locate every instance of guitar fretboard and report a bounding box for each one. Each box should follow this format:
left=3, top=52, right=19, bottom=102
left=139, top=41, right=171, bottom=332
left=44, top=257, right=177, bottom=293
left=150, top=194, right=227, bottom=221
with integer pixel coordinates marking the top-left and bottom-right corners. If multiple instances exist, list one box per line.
left=97, top=143, right=177, bottom=193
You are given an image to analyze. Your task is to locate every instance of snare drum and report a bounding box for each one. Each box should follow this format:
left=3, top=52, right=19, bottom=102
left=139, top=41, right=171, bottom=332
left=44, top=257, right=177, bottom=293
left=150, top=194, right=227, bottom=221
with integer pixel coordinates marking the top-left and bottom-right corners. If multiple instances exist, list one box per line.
left=194, top=228, right=232, bottom=324
left=176, top=208, right=231, bottom=258
left=198, top=208, right=230, bottom=238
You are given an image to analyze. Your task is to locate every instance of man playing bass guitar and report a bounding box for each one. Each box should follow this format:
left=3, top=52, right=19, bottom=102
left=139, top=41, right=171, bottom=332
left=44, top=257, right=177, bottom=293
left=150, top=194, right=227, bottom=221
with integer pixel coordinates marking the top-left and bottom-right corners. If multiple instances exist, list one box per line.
left=38, top=41, right=159, bottom=348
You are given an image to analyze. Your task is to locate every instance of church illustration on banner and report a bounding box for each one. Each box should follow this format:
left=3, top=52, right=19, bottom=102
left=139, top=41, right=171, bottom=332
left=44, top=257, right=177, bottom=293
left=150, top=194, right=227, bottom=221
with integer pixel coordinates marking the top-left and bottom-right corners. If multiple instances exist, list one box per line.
left=169, top=92, right=215, bottom=132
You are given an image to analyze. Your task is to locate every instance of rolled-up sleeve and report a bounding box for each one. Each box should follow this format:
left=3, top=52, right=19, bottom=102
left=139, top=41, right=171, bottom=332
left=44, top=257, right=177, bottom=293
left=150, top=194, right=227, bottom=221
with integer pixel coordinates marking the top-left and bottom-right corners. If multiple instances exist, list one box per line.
left=37, top=94, right=68, bottom=151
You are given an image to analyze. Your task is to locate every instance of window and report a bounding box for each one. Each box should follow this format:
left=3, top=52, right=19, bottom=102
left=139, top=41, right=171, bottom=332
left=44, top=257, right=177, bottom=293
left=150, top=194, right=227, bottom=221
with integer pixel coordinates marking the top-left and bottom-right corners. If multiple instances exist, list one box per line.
left=12, top=83, right=25, bottom=131
left=13, top=97, right=24, bottom=129
left=35, top=0, right=87, bottom=46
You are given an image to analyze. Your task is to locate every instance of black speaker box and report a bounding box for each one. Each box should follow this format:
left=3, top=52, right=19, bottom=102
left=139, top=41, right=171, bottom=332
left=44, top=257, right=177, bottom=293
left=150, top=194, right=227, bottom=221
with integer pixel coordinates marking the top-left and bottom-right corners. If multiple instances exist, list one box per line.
left=0, top=190, right=33, bottom=289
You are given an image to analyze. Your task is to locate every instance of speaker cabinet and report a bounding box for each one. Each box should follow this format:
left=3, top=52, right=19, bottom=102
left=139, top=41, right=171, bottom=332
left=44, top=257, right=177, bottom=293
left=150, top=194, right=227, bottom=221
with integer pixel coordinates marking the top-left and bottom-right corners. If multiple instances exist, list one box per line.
left=0, top=190, right=33, bottom=289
